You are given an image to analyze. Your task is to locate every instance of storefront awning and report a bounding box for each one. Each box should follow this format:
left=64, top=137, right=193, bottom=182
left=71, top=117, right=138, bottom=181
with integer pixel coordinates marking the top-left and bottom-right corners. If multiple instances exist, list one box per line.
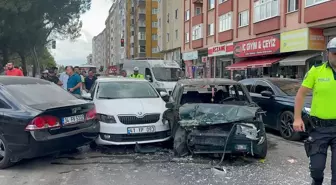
left=279, top=52, right=322, bottom=66
left=225, top=58, right=282, bottom=70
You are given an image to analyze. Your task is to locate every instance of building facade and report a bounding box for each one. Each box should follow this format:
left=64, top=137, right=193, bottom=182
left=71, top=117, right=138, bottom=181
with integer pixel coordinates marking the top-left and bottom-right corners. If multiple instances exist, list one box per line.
left=92, top=28, right=107, bottom=69
left=157, top=0, right=183, bottom=65
left=126, top=0, right=162, bottom=59
left=86, top=54, right=93, bottom=65
left=182, top=0, right=334, bottom=79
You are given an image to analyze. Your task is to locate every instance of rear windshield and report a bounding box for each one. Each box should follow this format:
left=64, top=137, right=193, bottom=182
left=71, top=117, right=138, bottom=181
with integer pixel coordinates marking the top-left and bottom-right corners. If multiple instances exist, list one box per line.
left=5, top=83, right=78, bottom=105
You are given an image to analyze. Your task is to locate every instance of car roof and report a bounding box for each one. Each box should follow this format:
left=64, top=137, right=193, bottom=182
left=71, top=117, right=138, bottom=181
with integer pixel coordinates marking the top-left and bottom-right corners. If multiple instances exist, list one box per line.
left=242, top=77, right=301, bottom=82
left=0, top=76, right=50, bottom=86
left=96, top=77, right=147, bottom=83
left=178, top=78, right=240, bottom=86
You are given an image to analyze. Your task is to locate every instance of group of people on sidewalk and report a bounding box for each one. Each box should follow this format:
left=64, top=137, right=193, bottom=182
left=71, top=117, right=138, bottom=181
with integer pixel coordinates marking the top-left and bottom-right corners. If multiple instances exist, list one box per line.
left=41, top=65, right=97, bottom=96
left=2, top=62, right=24, bottom=76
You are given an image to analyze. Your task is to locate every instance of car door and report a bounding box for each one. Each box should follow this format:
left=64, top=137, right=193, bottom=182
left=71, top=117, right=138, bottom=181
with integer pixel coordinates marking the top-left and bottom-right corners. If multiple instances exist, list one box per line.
left=251, top=80, right=277, bottom=128
left=163, top=84, right=180, bottom=133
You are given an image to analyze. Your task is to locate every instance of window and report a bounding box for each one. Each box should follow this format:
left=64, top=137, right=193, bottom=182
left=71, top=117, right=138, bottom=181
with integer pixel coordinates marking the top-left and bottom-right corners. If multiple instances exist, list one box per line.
left=195, top=7, right=202, bottom=15
left=131, top=31, right=134, bottom=36
left=152, top=47, right=159, bottom=53
left=175, top=30, right=178, bottom=39
left=253, top=81, right=273, bottom=94
left=208, top=0, right=215, bottom=9
left=0, top=99, right=10, bottom=109
left=152, top=34, right=158, bottom=40
left=139, top=46, right=146, bottom=53
left=219, top=0, right=227, bottom=3
left=208, top=23, right=214, bottom=36
left=254, top=0, right=279, bottom=22
left=152, top=8, right=158, bottom=14
left=288, top=0, right=299, bottom=12
left=152, top=21, right=158, bottom=27
left=305, top=0, right=328, bottom=7
left=240, top=79, right=255, bottom=92
left=185, top=10, right=190, bottom=21
left=175, top=9, right=178, bottom=19
left=239, top=10, right=249, bottom=27
left=185, top=32, right=189, bottom=43
left=167, top=33, right=170, bottom=42
left=192, top=24, right=203, bottom=40
left=167, top=13, right=170, bottom=23
left=219, top=12, right=232, bottom=32
left=139, top=32, right=146, bottom=40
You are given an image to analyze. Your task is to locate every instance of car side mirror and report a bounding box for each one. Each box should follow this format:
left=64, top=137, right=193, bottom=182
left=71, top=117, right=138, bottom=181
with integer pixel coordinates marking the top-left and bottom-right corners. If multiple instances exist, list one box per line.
left=261, top=90, right=273, bottom=97
left=82, top=93, right=93, bottom=100
left=146, top=75, right=153, bottom=82
left=165, top=102, right=174, bottom=109
left=160, top=91, right=169, bottom=102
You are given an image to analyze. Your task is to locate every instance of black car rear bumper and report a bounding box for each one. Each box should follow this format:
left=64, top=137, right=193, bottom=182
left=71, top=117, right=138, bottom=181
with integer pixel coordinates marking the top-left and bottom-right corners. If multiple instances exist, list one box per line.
left=6, top=121, right=99, bottom=162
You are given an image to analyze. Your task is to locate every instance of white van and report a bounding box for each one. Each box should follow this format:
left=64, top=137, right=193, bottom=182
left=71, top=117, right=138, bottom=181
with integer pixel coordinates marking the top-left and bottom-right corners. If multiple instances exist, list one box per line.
left=122, top=60, right=182, bottom=94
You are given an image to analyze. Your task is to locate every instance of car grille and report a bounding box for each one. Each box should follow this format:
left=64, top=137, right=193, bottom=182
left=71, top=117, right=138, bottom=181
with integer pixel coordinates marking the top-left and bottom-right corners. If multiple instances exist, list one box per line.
left=118, top=114, right=161, bottom=125
left=100, top=131, right=171, bottom=142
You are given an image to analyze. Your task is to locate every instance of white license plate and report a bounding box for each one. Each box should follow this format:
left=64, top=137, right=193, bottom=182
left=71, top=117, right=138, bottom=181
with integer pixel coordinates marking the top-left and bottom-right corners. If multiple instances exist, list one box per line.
left=127, top=126, right=156, bottom=134
left=62, top=114, right=85, bottom=125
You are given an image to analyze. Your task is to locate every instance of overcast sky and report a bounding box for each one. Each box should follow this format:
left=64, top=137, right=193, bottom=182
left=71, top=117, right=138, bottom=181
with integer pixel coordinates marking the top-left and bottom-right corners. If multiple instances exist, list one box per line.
left=51, top=0, right=112, bottom=66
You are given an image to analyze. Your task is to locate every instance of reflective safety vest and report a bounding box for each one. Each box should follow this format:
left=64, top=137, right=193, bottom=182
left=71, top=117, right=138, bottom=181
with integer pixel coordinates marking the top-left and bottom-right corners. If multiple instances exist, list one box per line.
left=130, top=73, right=144, bottom=79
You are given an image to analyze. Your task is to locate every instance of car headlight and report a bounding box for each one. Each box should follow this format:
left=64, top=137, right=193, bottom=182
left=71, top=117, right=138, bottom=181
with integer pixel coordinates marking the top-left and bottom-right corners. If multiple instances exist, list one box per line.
left=303, top=107, right=311, bottom=114
left=98, top=114, right=116, bottom=123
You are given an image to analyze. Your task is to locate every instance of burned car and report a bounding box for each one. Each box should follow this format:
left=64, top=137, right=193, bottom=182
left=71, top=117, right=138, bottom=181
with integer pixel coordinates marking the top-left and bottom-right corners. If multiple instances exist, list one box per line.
left=163, top=78, right=267, bottom=158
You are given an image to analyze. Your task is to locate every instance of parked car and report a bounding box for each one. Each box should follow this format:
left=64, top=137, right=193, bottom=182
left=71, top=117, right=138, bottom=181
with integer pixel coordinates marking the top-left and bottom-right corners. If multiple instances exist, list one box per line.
left=0, top=76, right=99, bottom=169
left=239, top=78, right=311, bottom=141
left=81, top=77, right=171, bottom=146
left=163, top=78, right=267, bottom=158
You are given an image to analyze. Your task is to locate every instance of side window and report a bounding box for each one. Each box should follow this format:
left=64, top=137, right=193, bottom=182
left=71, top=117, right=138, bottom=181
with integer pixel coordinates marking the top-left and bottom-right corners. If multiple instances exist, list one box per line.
left=254, top=81, right=273, bottom=94
left=0, top=99, right=10, bottom=109
left=145, top=68, right=152, bottom=77
left=89, top=82, right=98, bottom=98
left=240, top=79, right=254, bottom=92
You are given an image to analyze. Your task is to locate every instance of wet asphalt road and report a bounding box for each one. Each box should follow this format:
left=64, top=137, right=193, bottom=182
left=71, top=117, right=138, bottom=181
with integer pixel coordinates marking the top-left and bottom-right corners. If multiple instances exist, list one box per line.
left=0, top=133, right=332, bottom=185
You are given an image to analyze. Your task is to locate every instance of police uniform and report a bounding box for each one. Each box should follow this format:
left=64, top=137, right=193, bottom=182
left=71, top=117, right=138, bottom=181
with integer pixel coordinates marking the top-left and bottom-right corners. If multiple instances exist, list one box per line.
left=130, top=73, right=144, bottom=79
left=302, top=61, right=336, bottom=185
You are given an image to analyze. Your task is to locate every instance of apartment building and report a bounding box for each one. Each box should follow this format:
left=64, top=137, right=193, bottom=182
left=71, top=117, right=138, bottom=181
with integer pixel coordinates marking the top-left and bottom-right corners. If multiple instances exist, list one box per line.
left=157, top=0, right=183, bottom=64
left=182, top=0, right=335, bottom=79
left=86, top=54, right=93, bottom=65
left=126, top=0, right=162, bottom=59
left=92, top=28, right=107, bottom=69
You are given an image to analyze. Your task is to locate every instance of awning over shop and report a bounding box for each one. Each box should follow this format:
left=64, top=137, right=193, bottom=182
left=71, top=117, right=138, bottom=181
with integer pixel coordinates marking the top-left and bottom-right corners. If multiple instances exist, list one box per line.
left=279, top=52, right=322, bottom=66
left=225, top=58, right=282, bottom=70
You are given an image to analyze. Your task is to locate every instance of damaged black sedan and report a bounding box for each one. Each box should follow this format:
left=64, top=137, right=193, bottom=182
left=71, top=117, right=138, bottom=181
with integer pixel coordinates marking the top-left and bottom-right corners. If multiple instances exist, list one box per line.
left=163, top=78, right=267, bottom=158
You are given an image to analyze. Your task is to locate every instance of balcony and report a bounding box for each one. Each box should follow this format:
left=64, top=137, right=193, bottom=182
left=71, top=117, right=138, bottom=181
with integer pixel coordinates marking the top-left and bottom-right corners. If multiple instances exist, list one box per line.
left=138, top=21, right=146, bottom=27
left=192, top=13, right=203, bottom=26
left=218, top=0, right=233, bottom=15
left=218, top=30, right=233, bottom=43
left=193, top=0, right=203, bottom=4
left=137, top=0, right=145, bottom=7
left=192, top=39, right=203, bottom=49
left=254, top=16, right=280, bottom=35
left=304, top=0, right=336, bottom=23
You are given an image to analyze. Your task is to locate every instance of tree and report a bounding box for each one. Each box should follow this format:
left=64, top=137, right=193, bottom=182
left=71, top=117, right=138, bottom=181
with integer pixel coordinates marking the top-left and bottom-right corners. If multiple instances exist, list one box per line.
left=0, top=0, right=91, bottom=75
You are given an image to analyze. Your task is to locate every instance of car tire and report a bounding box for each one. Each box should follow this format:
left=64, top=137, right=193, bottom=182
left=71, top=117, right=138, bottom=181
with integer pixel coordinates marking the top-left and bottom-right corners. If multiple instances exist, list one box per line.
left=173, top=126, right=189, bottom=157
left=253, top=134, right=268, bottom=159
left=0, top=135, right=13, bottom=169
left=279, top=111, right=301, bottom=141
left=89, top=142, right=98, bottom=150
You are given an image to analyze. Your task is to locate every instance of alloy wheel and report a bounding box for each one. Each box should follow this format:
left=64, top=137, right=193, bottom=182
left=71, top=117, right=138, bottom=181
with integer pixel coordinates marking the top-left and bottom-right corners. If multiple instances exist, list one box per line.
left=280, top=112, right=294, bottom=138
left=0, top=138, right=6, bottom=161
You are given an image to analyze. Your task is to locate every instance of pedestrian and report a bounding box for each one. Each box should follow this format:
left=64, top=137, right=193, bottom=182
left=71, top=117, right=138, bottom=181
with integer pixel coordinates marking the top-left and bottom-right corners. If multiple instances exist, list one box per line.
left=59, top=69, right=69, bottom=90
left=47, top=67, right=63, bottom=86
left=66, top=66, right=82, bottom=96
left=41, top=70, right=49, bottom=80
left=5, top=62, right=23, bottom=76
left=294, top=37, right=336, bottom=185
left=83, top=70, right=97, bottom=92
left=130, top=67, right=144, bottom=79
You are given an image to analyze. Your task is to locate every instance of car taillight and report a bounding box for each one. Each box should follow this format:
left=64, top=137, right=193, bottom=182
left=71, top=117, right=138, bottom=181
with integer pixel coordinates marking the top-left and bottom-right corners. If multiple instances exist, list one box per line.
left=25, top=115, right=60, bottom=131
left=86, top=107, right=97, bottom=120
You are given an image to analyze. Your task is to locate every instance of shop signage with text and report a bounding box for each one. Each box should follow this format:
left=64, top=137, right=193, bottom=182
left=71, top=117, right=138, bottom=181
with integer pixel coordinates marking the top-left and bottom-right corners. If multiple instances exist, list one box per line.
left=280, top=28, right=325, bottom=53
left=208, top=43, right=234, bottom=57
left=234, top=34, right=280, bottom=58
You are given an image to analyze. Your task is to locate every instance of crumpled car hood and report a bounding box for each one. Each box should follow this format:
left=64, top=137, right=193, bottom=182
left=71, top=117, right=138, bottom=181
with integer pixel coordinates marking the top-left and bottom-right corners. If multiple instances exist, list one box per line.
left=178, top=103, right=260, bottom=127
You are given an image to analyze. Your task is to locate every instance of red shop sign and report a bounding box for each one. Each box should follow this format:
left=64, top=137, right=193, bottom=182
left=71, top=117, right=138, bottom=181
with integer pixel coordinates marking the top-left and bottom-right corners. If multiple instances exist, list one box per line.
left=233, top=34, right=280, bottom=58
left=208, top=43, right=234, bottom=57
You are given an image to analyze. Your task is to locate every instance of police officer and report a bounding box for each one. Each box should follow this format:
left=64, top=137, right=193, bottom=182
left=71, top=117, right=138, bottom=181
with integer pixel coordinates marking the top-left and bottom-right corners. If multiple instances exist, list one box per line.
left=294, top=37, right=336, bottom=185
left=130, top=67, right=144, bottom=79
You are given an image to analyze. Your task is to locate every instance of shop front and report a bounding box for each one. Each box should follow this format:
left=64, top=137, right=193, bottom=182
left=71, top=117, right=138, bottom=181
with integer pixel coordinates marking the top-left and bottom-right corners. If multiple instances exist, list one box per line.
left=182, top=51, right=198, bottom=78
left=226, top=34, right=282, bottom=79
left=279, top=28, right=325, bottom=79
left=208, top=43, right=234, bottom=79
left=182, top=50, right=208, bottom=79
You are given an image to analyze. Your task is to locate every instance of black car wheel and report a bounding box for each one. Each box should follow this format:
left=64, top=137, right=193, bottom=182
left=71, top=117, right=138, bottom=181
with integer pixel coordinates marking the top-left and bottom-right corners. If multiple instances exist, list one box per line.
left=279, top=111, right=301, bottom=141
left=0, top=135, right=13, bottom=169
left=173, top=126, right=189, bottom=157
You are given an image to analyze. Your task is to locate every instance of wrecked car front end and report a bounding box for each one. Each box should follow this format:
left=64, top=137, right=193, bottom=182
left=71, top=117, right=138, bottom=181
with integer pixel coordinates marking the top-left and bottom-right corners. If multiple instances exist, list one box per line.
left=176, top=103, right=267, bottom=158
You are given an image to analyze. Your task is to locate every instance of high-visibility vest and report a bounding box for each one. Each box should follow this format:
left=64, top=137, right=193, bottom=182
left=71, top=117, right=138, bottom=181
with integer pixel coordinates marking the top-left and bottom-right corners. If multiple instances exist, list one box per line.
left=130, top=73, right=144, bottom=79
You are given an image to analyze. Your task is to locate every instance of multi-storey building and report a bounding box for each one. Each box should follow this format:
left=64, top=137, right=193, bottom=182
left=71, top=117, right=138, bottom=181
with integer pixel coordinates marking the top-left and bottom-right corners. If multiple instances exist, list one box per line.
left=182, top=0, right=334, bottom=79
left=126, top=0, right=162, bottom=59
left=157, top=0, right=183, bottom=65
left=92, top=28, right=107, bottom=69
left=86, top=54, right=93, bottom=65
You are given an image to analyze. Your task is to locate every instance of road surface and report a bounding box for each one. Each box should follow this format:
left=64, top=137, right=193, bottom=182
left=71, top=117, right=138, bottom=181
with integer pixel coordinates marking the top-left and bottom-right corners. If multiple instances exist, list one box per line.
left=0, top=133, right=332, bottom=185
